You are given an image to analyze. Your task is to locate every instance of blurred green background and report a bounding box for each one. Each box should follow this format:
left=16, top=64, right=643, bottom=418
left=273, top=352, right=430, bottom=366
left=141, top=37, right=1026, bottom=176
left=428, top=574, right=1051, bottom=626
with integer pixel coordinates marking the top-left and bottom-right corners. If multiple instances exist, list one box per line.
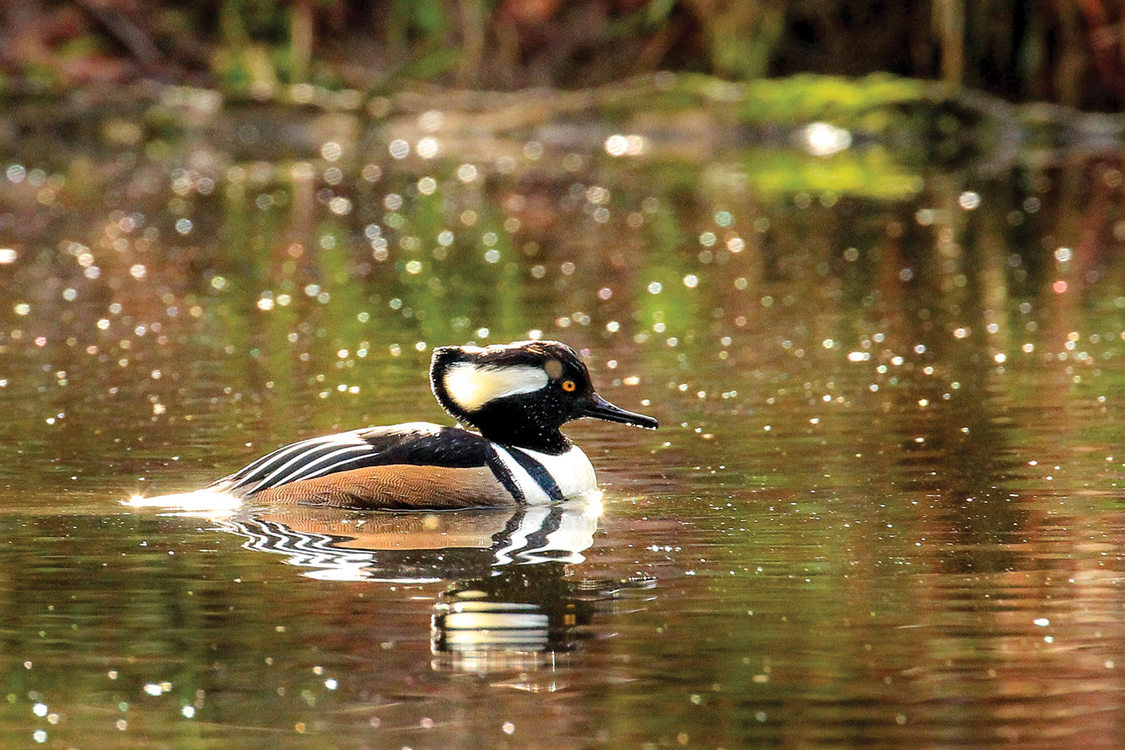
left=3, top=0, right=1123, bottom=109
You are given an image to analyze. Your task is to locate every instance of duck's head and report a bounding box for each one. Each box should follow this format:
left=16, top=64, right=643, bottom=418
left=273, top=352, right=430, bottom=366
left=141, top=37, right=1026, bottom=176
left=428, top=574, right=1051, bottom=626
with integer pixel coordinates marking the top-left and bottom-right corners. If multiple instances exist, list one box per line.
left=431, top=340, right=658, bottom=452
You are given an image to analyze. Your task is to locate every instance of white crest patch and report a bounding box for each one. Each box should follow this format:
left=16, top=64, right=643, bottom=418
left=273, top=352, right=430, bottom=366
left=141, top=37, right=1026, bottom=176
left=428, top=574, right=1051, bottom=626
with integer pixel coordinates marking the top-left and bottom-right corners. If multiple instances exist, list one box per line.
left=443, top=362, right=548, bottom=411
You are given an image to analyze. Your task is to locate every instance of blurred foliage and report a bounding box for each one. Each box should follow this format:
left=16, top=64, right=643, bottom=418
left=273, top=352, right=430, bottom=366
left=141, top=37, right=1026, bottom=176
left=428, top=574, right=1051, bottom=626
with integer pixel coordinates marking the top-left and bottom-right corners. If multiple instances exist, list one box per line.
left=1, top=0, right=1124, bottom=110
left=739, top=74, right=927, bottom=127
left=741, top=148, right=924, bottom=200
left=590, top=73, right=928, bottom=127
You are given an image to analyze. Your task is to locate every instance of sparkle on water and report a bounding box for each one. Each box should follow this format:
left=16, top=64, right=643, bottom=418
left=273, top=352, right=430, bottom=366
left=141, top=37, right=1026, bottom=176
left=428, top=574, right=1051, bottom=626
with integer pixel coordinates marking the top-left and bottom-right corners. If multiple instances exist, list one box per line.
left=0, top=96, right=1124, bottom=749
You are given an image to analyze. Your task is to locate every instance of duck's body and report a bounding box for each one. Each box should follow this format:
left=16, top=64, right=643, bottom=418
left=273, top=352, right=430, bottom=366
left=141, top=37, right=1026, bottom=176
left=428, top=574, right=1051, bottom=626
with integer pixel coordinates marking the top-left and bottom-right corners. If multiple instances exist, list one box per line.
left=204, top=341, right=656, bottom=510
left=210, top=422, right=595, bottom=508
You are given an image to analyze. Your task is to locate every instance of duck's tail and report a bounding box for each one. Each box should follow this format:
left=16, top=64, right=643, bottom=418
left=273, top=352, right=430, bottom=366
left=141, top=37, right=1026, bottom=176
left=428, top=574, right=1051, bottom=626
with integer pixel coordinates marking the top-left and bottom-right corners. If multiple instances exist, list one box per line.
left=124, top=487, right=243, bottom=513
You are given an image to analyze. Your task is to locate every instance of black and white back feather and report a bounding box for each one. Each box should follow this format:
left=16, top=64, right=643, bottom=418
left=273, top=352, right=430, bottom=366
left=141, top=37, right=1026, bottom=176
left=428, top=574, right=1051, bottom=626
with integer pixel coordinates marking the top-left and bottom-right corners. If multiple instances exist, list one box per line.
left=212, top=422, right=495, bottom=498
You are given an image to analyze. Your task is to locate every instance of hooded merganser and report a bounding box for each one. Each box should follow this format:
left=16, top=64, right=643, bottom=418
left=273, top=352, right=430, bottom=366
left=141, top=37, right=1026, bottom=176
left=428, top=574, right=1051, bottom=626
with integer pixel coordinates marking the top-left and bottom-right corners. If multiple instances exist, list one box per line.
left=205, top=340, right=658, bottom=509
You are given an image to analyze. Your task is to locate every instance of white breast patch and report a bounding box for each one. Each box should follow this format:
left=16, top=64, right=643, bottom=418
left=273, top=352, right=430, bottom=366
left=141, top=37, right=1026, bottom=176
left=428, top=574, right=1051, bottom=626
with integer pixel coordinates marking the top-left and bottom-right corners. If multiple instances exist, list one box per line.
left=491, top=444, right=597, bottom=503
left=443, top=362, right=548, bottom=412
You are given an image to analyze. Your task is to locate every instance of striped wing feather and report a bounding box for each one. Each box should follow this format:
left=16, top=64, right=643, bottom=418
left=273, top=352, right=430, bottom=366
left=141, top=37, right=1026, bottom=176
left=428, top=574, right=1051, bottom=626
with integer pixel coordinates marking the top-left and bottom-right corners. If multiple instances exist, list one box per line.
left=211, top=423, right=511, bottom=509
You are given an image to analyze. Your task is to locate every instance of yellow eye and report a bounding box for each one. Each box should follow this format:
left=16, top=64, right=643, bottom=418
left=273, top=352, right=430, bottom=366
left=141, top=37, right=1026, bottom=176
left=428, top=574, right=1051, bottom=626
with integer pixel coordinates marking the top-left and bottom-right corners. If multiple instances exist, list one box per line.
left=561, top=379, right=577, bottom=392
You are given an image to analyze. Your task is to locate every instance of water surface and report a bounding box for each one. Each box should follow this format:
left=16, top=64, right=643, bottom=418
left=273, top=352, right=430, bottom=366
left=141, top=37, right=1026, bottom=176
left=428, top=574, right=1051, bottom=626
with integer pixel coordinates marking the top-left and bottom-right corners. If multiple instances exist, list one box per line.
left=1, top=96, right=1124, bottom=748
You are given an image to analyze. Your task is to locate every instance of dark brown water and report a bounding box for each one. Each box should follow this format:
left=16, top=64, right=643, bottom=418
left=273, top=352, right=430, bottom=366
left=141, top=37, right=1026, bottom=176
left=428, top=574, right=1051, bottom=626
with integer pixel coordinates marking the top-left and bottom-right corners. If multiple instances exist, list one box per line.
left=2, top=98, right=1125, bottom=748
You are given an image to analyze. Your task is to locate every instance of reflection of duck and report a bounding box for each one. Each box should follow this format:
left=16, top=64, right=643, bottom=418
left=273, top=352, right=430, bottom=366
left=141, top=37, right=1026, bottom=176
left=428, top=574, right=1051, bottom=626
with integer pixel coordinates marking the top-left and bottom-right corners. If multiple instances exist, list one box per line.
left=211, top=500, right=603, bottom=581
left=176, top=499, right=657, bottom=678
left=188, top=341, right=656, bottom=509
left=431, top=565, right=656, bottom=677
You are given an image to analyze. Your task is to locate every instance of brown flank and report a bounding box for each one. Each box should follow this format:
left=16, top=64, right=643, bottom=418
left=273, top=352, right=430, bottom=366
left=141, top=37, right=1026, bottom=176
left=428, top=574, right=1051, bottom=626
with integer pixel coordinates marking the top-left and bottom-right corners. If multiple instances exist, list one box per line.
left=251, top=464, right=514, bottom=510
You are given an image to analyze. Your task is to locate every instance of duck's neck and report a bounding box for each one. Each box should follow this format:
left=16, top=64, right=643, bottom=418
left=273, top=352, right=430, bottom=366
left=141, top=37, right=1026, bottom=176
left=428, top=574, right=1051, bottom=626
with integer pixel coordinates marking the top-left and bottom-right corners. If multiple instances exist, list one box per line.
left=479, top=425, right=571, bottom=455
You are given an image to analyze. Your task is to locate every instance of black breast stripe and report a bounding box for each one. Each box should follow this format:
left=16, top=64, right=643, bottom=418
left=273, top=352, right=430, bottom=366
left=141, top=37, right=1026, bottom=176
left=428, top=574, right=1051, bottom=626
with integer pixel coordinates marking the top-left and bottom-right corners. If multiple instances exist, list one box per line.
left=486, top=449, right=524, bottom=502
left=505, top=448, right=566, bottom=502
